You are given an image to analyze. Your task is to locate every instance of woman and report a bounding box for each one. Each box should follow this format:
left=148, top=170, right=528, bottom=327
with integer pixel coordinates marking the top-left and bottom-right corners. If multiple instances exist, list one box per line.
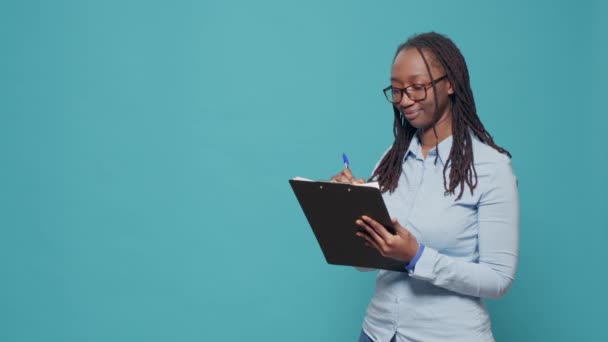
left=330, top=32, right=519, bottom=342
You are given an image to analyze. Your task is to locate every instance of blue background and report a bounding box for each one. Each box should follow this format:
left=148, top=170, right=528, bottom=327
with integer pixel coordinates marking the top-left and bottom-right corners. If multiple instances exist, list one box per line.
left=1, top=0, right=606, bottom=341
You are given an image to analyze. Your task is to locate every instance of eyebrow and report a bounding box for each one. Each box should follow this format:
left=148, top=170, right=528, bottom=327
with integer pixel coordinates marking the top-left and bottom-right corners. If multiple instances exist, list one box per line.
left=391, top=74, right=426, bottom=82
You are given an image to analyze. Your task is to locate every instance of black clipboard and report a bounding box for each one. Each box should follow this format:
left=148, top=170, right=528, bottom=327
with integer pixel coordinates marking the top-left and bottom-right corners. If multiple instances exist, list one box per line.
left=289, top=179, right=406, bottom=272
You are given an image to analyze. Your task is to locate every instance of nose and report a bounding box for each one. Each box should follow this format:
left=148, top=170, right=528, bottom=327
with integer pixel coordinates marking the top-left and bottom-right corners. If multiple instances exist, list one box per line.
left=398, top=92, right=415, bottom=108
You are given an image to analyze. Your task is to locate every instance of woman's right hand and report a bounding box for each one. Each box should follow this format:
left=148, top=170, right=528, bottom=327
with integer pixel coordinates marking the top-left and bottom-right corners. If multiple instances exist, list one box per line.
left=330, top=168, right=366, bottom=184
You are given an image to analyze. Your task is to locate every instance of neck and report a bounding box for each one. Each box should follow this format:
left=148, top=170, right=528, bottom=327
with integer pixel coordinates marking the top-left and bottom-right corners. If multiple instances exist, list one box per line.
left=418, top=108, right=453, bottom=148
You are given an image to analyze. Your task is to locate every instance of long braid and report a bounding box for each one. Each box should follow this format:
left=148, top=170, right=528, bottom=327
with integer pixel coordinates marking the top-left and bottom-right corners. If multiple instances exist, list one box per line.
left=370, top=32, right=511, bottom=199
left=370, top=105, right=416, bottom=193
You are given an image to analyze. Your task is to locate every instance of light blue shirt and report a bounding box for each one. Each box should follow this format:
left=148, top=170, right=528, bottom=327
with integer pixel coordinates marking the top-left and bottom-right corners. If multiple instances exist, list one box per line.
left=361, top=133, right=519, bottom=342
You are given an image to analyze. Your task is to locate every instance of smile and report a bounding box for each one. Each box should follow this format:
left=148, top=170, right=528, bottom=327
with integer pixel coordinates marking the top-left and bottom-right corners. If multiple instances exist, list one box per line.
left=403, top=110, right=421, bottom=120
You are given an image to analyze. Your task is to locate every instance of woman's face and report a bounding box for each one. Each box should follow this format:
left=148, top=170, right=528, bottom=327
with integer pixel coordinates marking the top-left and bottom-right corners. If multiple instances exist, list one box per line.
left=390, top=48, right=454, bottom=130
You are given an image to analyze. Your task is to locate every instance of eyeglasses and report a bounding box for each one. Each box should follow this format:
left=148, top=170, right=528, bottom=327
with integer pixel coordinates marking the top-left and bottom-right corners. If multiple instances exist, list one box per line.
left=382, top=75, right=448, bottom=104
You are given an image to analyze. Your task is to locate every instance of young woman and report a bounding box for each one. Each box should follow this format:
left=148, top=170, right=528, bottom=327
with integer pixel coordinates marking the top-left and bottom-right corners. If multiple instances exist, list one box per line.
left=330, top=32, right=519, bottom=342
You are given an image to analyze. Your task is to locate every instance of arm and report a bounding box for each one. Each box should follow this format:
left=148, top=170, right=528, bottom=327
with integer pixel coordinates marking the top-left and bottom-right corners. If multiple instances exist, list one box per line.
left=409, top=160, right=520, bottom=299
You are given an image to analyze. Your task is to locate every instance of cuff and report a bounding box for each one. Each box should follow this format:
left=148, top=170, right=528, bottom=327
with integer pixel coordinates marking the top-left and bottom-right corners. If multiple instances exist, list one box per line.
left=405, top=243, right=425, bottom=272
left=407, top=245, right=438, bottom=279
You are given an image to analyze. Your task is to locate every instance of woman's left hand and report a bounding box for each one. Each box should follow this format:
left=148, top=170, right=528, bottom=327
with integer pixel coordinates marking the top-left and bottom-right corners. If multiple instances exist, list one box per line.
left=355, top=216, right=419, bottom=263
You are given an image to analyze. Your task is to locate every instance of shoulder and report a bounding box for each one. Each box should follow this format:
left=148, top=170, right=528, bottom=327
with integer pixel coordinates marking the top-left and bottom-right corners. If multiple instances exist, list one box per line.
left=471, top=135, right=511, bottom=167
left=470, top=135, right=516, bottom=190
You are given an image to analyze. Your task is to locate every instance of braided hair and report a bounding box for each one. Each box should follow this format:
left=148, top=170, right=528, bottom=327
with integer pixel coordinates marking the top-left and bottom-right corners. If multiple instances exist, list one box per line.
left=370, top=32, right=511, bottom=200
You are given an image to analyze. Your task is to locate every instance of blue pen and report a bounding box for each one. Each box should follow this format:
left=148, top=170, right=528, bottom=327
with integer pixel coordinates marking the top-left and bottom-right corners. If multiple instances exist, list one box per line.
left=342, top=152, right=350, bottom=169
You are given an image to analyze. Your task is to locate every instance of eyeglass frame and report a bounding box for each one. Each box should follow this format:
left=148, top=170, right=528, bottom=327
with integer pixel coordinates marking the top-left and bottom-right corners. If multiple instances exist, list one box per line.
left=382, top=75, right=448, bottom=104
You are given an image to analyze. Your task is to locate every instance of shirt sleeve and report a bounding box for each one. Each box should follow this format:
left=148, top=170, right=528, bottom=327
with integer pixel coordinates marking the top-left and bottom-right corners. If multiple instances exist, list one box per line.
left=409, top=160, right=520, bottom=299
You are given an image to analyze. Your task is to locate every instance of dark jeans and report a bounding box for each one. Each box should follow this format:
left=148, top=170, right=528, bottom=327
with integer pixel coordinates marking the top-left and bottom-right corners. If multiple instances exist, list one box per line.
left=358, top=329, right=396, bottom=342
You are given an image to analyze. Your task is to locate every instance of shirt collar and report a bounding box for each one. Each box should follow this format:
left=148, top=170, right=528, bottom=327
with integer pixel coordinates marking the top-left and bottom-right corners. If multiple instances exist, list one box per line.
left=404, top=134, right=421, bottom=160
left=404, top=133, right=454, bottom=166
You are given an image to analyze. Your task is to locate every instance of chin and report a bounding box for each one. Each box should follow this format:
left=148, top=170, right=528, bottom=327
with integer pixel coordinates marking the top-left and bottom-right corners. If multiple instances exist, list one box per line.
left=406, top=117, right=430, bottom=129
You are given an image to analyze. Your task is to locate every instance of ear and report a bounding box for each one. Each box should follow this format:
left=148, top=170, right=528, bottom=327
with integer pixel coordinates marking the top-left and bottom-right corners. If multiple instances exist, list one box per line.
left=446, top=79, right=455, bottom=95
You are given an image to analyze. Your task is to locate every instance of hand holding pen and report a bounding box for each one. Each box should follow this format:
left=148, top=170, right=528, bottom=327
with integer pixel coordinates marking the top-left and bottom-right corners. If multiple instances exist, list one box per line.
left=329, top=152, right=366, bottom=184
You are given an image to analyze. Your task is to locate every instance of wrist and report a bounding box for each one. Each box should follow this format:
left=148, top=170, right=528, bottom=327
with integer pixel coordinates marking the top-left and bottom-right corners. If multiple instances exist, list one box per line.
left=405, top=243, right=425, bottom=272
left=406, top=239, right=420, bottom=261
